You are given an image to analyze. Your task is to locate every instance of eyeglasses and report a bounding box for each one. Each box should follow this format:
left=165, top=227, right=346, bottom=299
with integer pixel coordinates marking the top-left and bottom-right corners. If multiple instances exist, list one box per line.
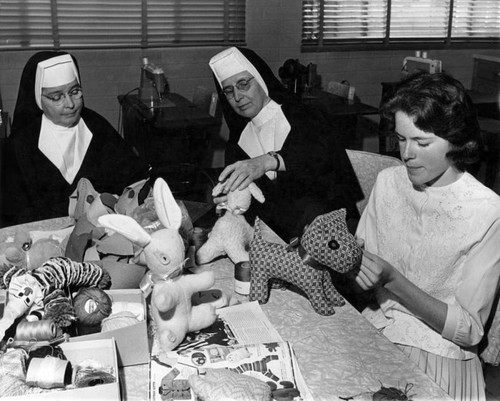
left=42, top=87, right=83, bottom=106
left=222, top=77, right=254, bottom=98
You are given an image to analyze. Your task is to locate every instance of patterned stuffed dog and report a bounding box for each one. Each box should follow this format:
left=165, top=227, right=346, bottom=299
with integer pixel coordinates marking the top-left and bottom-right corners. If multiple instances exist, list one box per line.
left=249, top=209, right=362, bottom=316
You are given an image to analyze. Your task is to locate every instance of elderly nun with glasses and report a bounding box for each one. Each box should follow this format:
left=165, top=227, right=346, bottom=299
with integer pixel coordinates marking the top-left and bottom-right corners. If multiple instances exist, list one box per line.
left=209, top=47, right=363, bottom=241
left=2, top=51, right=149, bottom=226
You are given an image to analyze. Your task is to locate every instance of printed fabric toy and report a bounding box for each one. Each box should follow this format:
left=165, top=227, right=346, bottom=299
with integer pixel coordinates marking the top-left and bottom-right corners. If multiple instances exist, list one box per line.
left=196, top=182, right=265, bottom=265
left=249, top=209, right=362, bottom=316
left=99, top=178, right=218, bottom=351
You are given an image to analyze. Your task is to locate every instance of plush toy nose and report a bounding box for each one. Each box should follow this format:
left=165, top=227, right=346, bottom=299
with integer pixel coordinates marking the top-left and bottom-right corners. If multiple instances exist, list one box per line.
left=158, top=252, right=171, bottom=266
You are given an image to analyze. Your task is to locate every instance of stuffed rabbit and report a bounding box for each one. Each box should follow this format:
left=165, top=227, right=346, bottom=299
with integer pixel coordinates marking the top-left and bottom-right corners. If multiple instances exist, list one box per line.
left=99, top=177, right=186, bottom=295
left=98, top=178, right=217, bottom=351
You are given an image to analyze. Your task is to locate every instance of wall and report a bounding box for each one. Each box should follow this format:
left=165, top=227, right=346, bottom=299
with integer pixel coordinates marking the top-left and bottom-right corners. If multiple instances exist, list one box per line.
left=1, top=0, right=499, bottom=133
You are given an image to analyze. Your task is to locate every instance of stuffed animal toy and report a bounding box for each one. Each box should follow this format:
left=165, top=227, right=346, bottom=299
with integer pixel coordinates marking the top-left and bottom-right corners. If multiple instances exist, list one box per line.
left=249, top=209, right=362, bottom=316
left=67, top=177, right=193, bottom=264
left=0, top=257, right=111, bottom=340
left=151, top=270, right=218, bottom=352
left=196, top=182, right=265, bottom=265
left=188, top=369, right=272, bottom=401
left=0, top=229, right=64, bottom=271
left=99, top=178, right=219, bottom=351
left=98, top=178, right=186, bottom=296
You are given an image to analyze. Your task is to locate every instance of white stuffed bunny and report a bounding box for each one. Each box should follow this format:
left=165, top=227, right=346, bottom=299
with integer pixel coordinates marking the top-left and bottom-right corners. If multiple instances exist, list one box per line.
left=99, top=177, right=186, bottom=295
left=196, top=182, right=265, bottom=265
left=98, top=178, right=218, bottom=351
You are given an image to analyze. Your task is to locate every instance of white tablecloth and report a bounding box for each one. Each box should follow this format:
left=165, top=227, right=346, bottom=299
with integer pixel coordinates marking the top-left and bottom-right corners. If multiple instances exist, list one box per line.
left=0, top=217, right=452, bottom=401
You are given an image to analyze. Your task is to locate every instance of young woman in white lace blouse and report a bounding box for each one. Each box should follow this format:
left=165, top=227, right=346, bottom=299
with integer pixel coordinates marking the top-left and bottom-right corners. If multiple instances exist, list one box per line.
left=354, top=72, right=500, bottom=401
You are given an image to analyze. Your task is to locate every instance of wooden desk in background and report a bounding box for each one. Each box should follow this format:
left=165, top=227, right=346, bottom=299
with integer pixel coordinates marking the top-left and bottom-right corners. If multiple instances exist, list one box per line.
left=118, top=93, right=222, bottom=200
left=118, top=93, right=221, bottom=170
left=0, top=216, right=452, bottom=401
left=302, top=90, right=379, bottom=150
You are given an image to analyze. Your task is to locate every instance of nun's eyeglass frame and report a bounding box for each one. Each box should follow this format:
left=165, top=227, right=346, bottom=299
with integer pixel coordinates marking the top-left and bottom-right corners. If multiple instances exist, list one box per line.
left=42, top=87, right=83, bottom=106
left=222, top=77, right=254, bottom=99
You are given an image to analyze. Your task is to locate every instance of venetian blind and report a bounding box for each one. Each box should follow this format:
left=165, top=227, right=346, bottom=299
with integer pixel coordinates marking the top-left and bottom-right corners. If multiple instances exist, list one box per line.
left=302, top=0, right=500, bottom=48
left=0, top=0, right=246, bottom=50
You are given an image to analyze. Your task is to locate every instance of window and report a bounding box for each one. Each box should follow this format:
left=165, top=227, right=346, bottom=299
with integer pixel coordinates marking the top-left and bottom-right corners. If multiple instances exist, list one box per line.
left=302, top=0, right=500, bottom=51
left=0, top=0, right=245, bottom=50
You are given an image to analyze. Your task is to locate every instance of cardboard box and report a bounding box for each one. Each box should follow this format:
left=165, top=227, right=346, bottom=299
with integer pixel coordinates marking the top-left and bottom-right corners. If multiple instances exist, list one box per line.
left=3, top=338, right=120, bottom=401
left=70, top=289, right=150, bottom=367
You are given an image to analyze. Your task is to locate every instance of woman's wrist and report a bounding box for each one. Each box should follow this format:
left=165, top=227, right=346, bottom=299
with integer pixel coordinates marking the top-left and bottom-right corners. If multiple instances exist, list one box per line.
left=267, top=151, right=280, bottom=171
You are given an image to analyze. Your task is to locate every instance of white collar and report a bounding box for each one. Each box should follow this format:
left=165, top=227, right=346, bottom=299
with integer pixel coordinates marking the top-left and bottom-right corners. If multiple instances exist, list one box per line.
left=237, top=100, right=291, bottom=180
left=38, top=115, right=93, bottom=184
left=252, top=100, right=281, bottom=127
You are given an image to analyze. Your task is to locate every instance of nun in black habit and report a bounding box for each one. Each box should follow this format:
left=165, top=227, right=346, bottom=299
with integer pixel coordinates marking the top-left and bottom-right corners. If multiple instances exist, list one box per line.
left=209, top=47, right=363, bottom=240
left=2, top=51, right=149, bottom=226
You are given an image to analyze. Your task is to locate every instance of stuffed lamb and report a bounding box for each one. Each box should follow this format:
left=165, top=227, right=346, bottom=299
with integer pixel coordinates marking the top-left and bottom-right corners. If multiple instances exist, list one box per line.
left=196, top=182, right=265, bottom=265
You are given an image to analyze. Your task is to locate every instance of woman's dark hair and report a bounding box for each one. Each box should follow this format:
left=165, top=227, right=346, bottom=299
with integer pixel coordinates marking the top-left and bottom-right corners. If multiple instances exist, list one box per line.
left=381, top=72, right=482, bottom=171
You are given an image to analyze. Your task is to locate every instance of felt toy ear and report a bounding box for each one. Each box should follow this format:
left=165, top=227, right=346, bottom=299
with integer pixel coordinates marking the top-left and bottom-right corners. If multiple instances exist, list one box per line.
left=248, top=183, right=265, bottom=203
left=153, top=178, right=182, bottom=230
left=211, top=182, right=225, bottom=197
left=98, top=215, right=151, bottom=248
left=115, top=178, right=149, bottom=216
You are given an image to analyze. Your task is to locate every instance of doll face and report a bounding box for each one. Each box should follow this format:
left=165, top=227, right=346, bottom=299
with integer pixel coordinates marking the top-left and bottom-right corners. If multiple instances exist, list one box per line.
left=222, top=71, right=270, bottom=119
left=395, top=111, right=460, bottom=188
left=41, top=79, right=83, bottom=127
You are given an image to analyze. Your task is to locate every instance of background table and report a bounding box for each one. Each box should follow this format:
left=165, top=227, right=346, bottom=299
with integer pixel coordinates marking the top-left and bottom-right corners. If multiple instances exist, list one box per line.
left=118, top=93, right=221, bottom=169
left=0, top=217, right=452, bottom=401
left=302, top=90, right=379, bottom=151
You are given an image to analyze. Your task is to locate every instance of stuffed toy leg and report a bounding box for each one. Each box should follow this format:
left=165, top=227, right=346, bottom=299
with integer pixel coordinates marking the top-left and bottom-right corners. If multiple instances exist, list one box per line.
left=151, top=270, right=217, bottom=352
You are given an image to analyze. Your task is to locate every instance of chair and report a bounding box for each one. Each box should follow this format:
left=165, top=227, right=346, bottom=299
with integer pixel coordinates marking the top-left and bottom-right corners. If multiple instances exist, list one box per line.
left=346, top=149, right=403, bottom=215
left=327, top=80, right=355, bottom=102
left=477, top=116, right=500, bottom=190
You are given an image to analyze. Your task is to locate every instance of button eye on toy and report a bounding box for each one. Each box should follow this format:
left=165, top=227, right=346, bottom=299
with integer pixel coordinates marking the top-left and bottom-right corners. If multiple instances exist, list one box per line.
left=328, top=239, right=340, bottom=250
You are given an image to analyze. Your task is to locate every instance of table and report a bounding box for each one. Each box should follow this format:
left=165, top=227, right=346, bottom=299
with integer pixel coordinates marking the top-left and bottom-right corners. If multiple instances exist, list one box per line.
left=0, top=217, right=452, bottom=401
left=118, top=93, right=221, bottom=168
left=302, top=90, right=379, bottom=150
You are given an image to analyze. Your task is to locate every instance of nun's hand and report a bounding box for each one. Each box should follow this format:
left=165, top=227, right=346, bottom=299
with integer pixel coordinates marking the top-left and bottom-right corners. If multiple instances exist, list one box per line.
left=218, top=155, right=271, bottom=192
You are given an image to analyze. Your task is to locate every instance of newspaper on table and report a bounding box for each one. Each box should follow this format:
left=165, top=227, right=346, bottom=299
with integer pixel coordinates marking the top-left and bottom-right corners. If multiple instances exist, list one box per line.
left=149, top=301, right=313, bottom=401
